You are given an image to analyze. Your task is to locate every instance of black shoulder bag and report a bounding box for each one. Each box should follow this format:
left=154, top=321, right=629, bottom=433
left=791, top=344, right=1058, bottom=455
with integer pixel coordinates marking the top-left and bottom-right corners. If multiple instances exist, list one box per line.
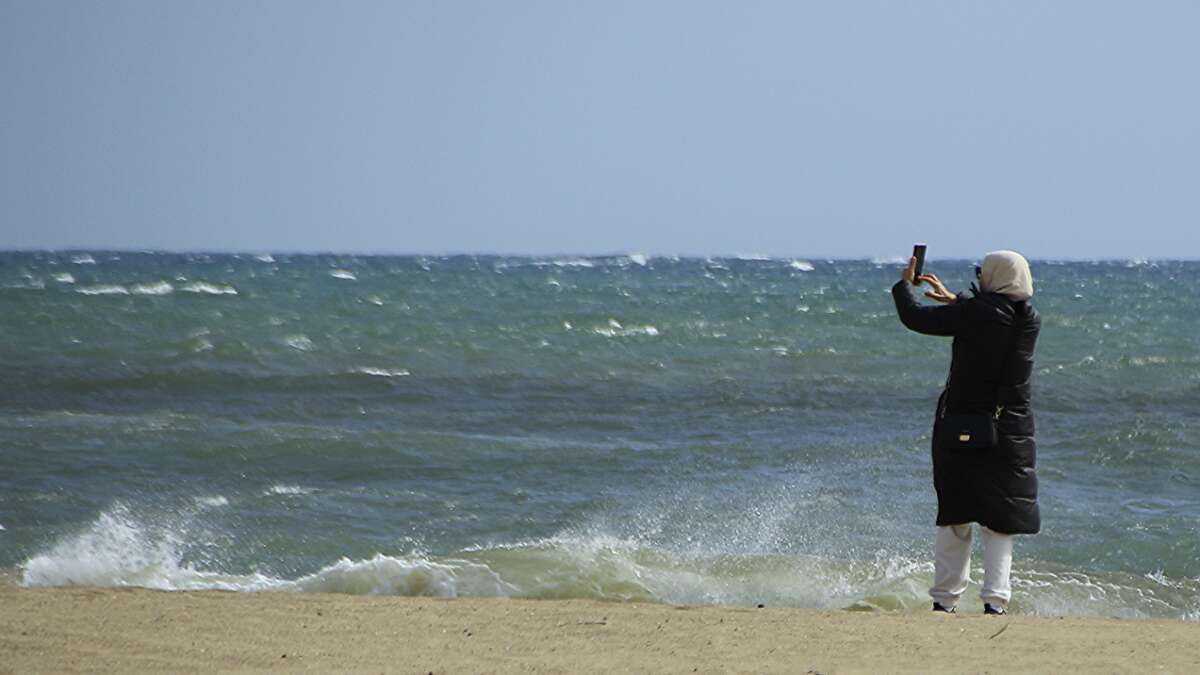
left=934, top=308, right=1022, bottom=451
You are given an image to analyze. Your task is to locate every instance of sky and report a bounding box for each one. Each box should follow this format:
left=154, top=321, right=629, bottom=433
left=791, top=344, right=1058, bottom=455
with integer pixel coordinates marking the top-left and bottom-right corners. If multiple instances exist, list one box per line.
left=1, top=1, right=1197, bottom=259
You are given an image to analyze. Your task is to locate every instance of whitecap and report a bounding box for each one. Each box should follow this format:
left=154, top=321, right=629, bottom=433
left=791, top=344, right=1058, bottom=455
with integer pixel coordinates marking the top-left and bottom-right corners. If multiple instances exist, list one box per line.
left=195, top=496, right=228, bottom=508
left=54, top=273, right=76, bottom=284
left=550, top=258, right=594, bottom=268
left=76, top=284, right=129, bottom=295
left=351, top=367, right=410, bottom=377
left=130, top=281, right=174, bottom=295
left=366, top=295, right=384, bottom=306
left=628, top=253, right=649, bottom=266
left=594, top=320, right=660, bottom=337
left=736, top=254, right=772, bottom=261
left=285, top=335, right=314, bottom=351
left=254, top=254, right=275, bottom=263
left=330, top=269, right=357, bottom=280
left=71, top=254, right=96, bottom=265
left=265, top=485, right=315, bottom=496
left=180, top=282, right=238, bottom=295
left=790, top=260, right=815, bottom=272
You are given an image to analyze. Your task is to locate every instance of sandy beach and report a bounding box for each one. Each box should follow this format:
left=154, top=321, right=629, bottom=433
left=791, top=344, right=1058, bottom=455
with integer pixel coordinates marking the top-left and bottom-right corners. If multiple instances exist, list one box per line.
left=1, top=586, right=1197, bottom=673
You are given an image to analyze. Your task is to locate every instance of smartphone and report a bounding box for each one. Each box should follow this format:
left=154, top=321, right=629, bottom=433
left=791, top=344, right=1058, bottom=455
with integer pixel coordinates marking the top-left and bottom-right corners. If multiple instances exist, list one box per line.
left=911, top=244, right=927, bottom=284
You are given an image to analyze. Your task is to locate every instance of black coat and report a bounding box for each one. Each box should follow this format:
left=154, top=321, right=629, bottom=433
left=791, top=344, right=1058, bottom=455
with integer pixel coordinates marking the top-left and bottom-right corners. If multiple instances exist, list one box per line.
left=892, top=280, right=1041, bottom=535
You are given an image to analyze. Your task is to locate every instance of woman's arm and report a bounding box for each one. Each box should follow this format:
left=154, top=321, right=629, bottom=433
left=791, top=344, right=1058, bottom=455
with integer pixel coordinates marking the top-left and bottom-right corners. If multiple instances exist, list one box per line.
left=892, top=280, right=964, bottom=336
left=892, top=257, right=965, bottom=336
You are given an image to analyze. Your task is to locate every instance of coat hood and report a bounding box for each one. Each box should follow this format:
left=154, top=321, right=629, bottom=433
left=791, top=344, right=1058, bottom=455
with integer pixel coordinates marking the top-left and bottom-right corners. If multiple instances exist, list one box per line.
left=980, top=250, right=1033, bottom=302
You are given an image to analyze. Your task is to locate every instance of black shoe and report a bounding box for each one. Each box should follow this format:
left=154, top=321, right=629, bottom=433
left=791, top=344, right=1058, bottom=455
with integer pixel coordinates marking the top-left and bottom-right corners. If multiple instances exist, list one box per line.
left=983, top=603, right=1006, bottom=615
left=932, top=602, right=956, bottom=613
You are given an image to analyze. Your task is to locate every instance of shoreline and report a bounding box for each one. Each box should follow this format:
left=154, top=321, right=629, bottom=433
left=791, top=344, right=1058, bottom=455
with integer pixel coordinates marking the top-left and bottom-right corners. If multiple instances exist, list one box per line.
left=3, top=586, right=1198, bottom=673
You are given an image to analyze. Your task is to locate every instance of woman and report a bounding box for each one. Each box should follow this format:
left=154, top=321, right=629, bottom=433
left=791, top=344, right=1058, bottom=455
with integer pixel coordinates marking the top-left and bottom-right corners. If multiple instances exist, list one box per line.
left=892, top=250, right=1041, bottom=615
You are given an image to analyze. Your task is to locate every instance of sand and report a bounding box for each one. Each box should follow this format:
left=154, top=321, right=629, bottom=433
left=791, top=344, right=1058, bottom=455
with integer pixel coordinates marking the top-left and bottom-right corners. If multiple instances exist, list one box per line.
left=1, top=586, right=1198, bottom=674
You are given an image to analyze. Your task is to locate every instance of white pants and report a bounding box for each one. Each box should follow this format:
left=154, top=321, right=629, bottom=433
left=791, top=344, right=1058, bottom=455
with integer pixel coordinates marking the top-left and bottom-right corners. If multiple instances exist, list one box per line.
left=929, top=524, right=1013, bottom=609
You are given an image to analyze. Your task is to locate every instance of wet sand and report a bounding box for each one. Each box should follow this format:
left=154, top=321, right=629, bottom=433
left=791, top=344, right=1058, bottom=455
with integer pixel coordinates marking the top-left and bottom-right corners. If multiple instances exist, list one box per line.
left=2, top=586, right=1198, bottom=673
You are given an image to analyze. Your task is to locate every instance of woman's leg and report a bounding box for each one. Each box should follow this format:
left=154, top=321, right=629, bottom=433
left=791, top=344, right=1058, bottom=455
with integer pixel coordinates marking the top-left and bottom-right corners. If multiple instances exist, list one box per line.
left=930, top=524, right=972, bottom=609
left=980, top=526, right=1014, bottom=608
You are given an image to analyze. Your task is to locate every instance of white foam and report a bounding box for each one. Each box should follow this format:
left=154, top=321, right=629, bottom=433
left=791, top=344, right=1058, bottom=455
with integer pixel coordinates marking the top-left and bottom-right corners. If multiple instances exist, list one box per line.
left=294, top=554, right=517, bottom=597
left=130, top=281, right=174, bottom=295
left=71, top=254, right=96, bottom=265
left=330, top=269, right=357, bottom=280
left=54, top=273, right=76, bottom=284
left=285, top=335, right=314, bottom=351
left=76, top=284, right=129, bottom=295
left=254, top=254, right=275, bottom=263
left=594, top=319, right=659, bottom=337
left=180, top=282, right=238, bottom=295
left=790, top=260, right=815, bottom=272
left=351, top=367, right=410, bottom=377
left=736, top=254, right=772, bottom=261
left=628, top=253, right=649, bottom=266
left=265, top=485, right=315, bottom=496
left=0, top=522, right=5, bottom=530
left=19, top=507, right=1200, bottom=616
left=20, top=505, right=281, bottom=593
left=550, top=258, right=594, bottom=268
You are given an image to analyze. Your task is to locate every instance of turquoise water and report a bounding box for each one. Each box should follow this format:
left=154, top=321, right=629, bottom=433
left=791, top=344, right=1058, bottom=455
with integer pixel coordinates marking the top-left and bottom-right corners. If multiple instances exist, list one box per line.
left=1, top=252, right=1197, bottom=618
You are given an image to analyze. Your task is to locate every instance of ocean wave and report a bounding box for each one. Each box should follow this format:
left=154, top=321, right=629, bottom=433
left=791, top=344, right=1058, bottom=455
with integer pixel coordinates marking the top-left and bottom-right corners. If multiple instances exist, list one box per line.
left=71, top=254, right=96, bottom=265
left=594, top=319, right=659, bottom=337
left=554, top=258, right=595, bottom=268
left=54, top=273, right=75, bottom=284
left=76, top=284, right=130, bottom=295
left=264, top=485, right=316, bottom=496
left=790, top=260, right=815, bottom=272
left=330, top=269, right=357, bottom=280
left=285, top=335, right=314, bottom=351
left=180, top=282, right=238, bottom=295
left=349, top=367, right=411, bottom=377
left=4, top=278, right=45, bottom=290
left=130, top=281, right=174, bottom=295
left=18, top=507, right=1200, bottom=618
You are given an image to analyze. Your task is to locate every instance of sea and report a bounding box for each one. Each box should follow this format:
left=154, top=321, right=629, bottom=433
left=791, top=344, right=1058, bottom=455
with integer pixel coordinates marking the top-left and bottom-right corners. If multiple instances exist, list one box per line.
left=1, top=251, right=1197, bottom=619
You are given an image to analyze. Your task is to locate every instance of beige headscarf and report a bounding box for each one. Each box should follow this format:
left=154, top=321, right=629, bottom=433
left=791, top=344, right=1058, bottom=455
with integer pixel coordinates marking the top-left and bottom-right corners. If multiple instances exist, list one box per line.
left=979, top=250, right=1033, bottom=301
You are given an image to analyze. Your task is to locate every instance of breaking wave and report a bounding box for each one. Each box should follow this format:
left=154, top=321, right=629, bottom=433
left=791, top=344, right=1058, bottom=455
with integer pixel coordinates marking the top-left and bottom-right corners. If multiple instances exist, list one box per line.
left=15, top=505, right=1200, bottom=619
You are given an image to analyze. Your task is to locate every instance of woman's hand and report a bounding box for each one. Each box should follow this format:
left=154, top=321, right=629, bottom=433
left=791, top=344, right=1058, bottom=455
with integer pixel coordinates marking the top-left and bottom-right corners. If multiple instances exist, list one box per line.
left=919, top=273, right=956, bottom=304
left=901, top=256, right=917, bottom=284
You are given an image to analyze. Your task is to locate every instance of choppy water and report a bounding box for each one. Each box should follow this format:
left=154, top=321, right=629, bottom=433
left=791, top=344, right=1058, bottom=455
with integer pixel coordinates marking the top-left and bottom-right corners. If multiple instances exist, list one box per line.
left=2, top=251, right=1198, bottom=618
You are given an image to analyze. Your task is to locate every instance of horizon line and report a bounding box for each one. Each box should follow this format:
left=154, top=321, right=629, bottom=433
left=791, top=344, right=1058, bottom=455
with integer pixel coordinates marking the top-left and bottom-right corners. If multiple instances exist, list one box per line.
left=2, top=247, right=1198, bottom=263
